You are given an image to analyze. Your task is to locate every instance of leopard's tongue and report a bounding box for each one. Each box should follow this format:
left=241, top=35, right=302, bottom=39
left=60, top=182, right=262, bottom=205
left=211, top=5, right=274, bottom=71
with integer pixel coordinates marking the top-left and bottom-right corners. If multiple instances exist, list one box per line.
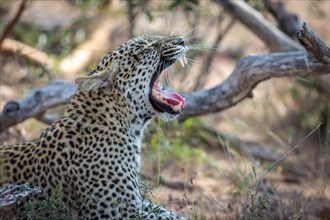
left=152, top=84, right=185, bottom=110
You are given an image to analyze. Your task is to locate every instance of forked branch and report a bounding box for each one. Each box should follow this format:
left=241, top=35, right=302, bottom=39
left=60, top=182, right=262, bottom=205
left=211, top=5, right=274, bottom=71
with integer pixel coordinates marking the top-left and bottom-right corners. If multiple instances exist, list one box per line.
left=178, top=51, right=330, bottom=121
left=0, top=24, right=329, bottom=132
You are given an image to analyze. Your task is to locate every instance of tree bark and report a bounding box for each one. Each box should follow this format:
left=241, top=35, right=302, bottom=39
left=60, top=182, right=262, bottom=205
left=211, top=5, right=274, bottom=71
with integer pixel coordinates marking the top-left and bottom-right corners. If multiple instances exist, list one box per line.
left=0, top=183, right=41, bottom=217
left=214, top=0, right=303, bottom=52
left=0, top=81, right=76, bottom=133
left=297, top=23, right=330, bottom=64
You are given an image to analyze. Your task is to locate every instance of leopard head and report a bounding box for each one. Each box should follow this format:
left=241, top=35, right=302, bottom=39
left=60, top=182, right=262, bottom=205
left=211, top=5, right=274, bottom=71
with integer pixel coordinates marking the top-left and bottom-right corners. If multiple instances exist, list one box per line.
left=75, top=34, right=188, bottom=121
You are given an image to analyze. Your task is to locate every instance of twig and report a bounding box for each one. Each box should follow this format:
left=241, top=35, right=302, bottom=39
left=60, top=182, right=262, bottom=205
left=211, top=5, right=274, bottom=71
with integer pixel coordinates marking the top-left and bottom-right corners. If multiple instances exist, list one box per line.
left=0, top=0, right=28, bottom=49
left=252, top=123, right=322, bottom=189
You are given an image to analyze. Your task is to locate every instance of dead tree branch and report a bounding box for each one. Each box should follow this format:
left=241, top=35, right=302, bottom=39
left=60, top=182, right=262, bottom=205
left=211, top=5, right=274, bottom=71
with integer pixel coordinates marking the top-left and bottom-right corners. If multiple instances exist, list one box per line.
left=261, top=1, right=329, bottom=92
left=0, top=81, right=75, bottom=133
left=214, top=0, right=303, bottom=52
left=0, top=24, right=329, bottom=132
left=0, top=183, right=41, bottom=217
left=297, top=23, right=330, bottom=64
left=178, top=51, right=330, bottom=121
left=0, top=0, right=27, bottom=49
left=1, top=51, right=328, bottom=132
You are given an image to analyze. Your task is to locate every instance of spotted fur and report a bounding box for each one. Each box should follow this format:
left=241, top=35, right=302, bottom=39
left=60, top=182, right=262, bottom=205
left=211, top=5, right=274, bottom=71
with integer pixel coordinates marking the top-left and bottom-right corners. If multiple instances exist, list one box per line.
left=0, top=35, right=188, bottom=219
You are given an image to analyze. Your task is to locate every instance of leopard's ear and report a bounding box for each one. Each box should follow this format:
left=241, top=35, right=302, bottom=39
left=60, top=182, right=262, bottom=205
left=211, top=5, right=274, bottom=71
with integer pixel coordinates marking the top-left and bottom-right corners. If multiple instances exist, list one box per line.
left=75, top=61, right=118, bottom=92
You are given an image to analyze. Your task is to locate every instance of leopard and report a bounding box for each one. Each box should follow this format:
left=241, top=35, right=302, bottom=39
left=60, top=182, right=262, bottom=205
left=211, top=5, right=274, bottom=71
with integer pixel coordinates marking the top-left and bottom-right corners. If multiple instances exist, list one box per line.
left=0, top=34, right=189, bottom=219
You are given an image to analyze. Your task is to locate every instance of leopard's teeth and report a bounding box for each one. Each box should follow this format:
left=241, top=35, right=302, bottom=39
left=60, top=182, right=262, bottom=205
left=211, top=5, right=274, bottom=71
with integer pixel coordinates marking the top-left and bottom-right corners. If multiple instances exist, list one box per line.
left=152, top=88, right=164, bottom=102
left=178, top=58, right=185, bottom=67
left=152, top=88, right=162, bottom=101
left=182, top=55, right=187, bottom=66
left=172, top=101, right=183, bottom=112
left=152, top=87, right=157, bottom=97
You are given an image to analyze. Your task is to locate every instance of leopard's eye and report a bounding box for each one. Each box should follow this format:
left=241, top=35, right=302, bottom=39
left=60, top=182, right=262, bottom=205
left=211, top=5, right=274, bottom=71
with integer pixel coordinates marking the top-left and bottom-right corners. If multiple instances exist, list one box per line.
left=150, top=42, right=159, bottom=49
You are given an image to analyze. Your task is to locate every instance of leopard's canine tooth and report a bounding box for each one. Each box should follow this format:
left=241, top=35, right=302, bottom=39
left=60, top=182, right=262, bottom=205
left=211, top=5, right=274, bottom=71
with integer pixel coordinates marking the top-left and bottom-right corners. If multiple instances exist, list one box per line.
left=182, top=55, right=187, bottom=66
left=178, top=58, right=185, bottom=67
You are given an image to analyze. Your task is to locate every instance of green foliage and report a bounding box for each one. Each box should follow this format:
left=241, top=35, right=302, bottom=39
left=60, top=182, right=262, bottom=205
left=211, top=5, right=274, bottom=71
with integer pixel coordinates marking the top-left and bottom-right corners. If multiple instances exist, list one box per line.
left=145, top=118, right=211, bottom=164
left=67, top=0, right=111, bottom=9
left=12, top=23, right=41, bottom=47
left=229, top=164, right=271, bottom=219
left=17, top=187, right=72, bottom=220
left=125, top=0, right=154, bottom=22
left=289, top=78, right=327, bottom=131
left=249, top=0, right=265, bottom=12
left=135, top=174, right=162, bottom=219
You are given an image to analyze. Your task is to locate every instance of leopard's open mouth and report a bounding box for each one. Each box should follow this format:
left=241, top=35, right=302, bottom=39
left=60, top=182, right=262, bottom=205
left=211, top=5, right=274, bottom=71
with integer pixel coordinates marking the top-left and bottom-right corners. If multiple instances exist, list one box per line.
left=149, top=55, right=187, bottom=115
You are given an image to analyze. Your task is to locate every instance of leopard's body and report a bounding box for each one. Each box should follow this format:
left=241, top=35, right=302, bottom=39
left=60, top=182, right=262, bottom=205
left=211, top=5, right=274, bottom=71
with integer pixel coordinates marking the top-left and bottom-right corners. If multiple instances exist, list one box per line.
left=0, top=35, right=188, bottom=219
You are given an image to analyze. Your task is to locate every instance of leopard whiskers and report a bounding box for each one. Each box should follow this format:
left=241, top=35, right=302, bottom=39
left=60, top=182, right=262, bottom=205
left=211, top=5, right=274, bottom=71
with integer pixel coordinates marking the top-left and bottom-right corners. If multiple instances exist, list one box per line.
left=183, top=33, right=205, bottom=42
left=187, top=45, right=217, bottom=53
left=167, top=6, right=178, bottom=36
left=186, top=57, right=206, bottom=70
left=181, top=19, right=212, bottom=39
left=171, top=21, right=190, bottom=37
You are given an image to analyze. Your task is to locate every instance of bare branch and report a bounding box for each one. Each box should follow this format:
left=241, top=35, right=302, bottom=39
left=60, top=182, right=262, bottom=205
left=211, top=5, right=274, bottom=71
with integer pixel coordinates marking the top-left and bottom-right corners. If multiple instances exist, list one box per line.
left=214, top=0, right=303, bottom=52
left=178, top=51, right=330, bottom=121
left=1, top=51, right=328, bottom=132
left=1, top=25, right=329, bottom=132
left=0, top=0, right=27, bottom=49
left=0, top=81, right=75, bottom=133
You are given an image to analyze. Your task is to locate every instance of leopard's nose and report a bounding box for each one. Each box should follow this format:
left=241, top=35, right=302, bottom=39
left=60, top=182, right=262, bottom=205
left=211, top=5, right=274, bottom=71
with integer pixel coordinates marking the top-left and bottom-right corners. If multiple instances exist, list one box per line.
left=177, top=37, right=185, bottom=46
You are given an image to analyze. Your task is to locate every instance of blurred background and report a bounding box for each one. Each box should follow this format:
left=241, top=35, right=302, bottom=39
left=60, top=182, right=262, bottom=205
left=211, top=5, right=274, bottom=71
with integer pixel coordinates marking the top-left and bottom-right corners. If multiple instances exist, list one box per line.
left=0, top=0, right=329, bottom=219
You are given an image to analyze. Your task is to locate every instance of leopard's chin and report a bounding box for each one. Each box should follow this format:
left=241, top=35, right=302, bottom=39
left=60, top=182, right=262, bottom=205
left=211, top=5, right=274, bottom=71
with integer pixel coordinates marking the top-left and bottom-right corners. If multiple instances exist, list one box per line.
left=149, top=57, right=187, bottom=115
